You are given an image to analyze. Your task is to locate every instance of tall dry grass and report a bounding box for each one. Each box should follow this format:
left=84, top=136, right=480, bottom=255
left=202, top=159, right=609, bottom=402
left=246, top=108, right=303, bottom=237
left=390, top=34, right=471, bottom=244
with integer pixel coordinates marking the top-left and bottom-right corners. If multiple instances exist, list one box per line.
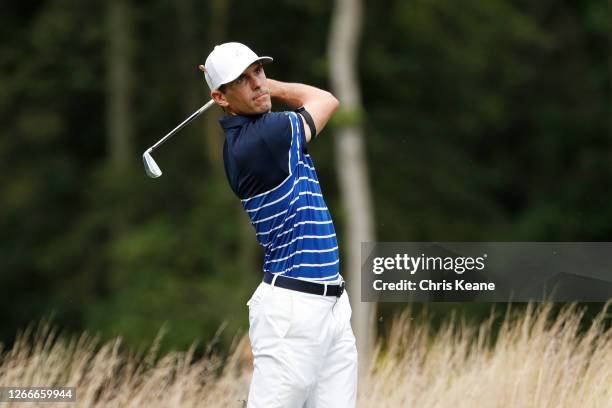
left=0, top=303, right=610, bottom=407
left=363, top=303, right=611, bottom=407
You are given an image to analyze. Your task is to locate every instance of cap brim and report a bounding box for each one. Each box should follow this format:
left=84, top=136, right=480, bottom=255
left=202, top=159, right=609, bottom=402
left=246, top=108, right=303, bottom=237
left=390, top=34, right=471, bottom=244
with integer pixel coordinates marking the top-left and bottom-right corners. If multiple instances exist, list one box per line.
left=256, top=56, right=273, bottom=65
left=219, top=56, right=274, bottom=88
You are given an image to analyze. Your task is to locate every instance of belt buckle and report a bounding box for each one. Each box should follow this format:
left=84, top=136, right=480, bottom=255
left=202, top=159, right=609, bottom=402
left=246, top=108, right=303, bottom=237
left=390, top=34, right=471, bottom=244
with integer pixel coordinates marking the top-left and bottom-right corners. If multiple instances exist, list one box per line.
left=337, top=281, right=345, bottom=297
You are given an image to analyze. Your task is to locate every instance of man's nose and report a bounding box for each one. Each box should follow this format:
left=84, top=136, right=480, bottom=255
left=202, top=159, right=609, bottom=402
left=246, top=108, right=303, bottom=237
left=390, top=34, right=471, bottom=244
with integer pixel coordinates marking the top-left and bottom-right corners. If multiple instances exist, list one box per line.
left=250, top=74, right=262, bottom=89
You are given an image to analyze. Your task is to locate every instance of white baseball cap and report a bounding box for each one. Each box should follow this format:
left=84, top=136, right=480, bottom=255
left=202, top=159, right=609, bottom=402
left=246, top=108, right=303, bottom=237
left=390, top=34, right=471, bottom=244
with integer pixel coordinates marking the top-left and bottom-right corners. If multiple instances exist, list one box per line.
left=203, top=42, right=273, bottom=91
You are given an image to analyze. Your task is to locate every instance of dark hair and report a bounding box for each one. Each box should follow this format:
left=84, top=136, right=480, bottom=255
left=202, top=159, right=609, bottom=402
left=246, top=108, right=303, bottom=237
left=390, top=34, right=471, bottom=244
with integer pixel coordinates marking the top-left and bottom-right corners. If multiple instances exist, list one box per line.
left=218, top=84, right=226, bottom=93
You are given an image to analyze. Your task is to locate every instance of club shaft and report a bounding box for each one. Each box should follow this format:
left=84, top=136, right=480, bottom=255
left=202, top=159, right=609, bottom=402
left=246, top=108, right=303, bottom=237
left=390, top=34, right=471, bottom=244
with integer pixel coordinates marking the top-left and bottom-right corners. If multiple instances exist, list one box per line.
left=149, top=99, right=215, bottom=152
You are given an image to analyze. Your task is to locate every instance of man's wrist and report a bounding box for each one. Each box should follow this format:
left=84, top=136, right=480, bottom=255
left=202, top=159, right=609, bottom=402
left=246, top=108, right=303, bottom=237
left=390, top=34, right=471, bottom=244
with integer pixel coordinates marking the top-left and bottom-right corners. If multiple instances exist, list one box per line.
left=267, top=79, right=286, bottom=101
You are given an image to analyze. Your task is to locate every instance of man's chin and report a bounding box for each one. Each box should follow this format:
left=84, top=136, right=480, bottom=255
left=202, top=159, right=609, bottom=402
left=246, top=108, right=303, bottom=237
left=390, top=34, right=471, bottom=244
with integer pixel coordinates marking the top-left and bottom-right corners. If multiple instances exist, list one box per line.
left=234, top=101, right=272, bottom=116
left=256, top=101, right=272, bottom=114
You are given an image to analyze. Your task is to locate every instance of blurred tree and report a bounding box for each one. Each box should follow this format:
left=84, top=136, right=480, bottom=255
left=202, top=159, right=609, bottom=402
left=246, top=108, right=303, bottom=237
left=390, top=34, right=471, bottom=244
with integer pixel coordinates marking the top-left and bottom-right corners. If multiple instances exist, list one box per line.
left=105, top=0, right=134, bottom=304
left=107, top=0, right=133, bottom=173
left=202, top=0, right=230, bottom=174
left=328, top=0, right=376, bottom=374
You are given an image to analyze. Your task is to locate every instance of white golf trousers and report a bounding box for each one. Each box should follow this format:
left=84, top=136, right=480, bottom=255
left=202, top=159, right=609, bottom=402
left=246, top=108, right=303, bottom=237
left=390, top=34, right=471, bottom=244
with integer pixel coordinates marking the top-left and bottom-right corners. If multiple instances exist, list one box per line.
left=246, top=280, right=358, bottom=407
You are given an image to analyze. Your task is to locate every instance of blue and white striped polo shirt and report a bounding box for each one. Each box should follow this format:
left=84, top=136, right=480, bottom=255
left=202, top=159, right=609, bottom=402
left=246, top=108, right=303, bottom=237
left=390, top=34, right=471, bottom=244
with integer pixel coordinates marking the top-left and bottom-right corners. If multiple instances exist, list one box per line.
left=221, top=111, right=340, bottom=282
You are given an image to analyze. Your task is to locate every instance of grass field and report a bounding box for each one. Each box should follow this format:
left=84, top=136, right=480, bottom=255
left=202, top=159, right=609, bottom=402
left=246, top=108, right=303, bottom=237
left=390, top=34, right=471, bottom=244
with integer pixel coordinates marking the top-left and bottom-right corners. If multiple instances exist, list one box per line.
left=0, top=303, right=610, bottom=407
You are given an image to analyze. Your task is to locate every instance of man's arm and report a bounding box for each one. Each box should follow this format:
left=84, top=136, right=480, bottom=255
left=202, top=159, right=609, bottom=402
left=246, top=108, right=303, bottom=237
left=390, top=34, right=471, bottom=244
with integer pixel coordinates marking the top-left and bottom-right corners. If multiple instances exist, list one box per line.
left=267, top=79, right=339, bottom=143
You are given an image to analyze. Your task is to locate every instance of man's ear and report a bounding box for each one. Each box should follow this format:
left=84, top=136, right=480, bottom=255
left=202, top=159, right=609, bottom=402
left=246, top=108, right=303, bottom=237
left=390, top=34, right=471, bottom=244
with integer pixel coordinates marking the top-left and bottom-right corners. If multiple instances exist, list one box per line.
left=211, top=90, right=229, bottom=108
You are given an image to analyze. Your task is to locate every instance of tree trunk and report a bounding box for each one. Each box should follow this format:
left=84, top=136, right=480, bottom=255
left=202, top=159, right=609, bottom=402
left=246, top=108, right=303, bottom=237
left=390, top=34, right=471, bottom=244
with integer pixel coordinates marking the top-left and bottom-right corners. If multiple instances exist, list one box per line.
left=107, top=0, right=132, bottom=173
left=328, top=0, right=376, bottom=379
left=174, top=0, right=227, bottom=174
left=104, top=0, right=133, bottom=296
left=203, top=0, right=230, bottom=174
left=174, top=0, right=201, bottom=139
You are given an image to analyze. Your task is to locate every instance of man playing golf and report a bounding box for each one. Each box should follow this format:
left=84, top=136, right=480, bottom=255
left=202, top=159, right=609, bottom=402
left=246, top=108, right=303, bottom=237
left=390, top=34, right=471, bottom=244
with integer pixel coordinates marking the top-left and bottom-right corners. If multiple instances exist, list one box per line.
left=203, top=42, right=357, bottom=407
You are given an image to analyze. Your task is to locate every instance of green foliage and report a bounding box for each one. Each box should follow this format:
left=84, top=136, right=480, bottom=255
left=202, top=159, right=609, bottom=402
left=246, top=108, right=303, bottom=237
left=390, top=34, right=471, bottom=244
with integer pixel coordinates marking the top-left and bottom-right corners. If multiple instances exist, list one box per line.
left=330, top=106, right=366, bottom=127
left=0, top=0, right=609, bottom=351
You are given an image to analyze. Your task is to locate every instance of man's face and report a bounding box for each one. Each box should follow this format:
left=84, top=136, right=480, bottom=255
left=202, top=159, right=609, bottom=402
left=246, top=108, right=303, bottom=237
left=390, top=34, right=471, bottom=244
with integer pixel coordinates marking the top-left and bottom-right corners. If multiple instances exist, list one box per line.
left=213, top=62, right=271, bottom=115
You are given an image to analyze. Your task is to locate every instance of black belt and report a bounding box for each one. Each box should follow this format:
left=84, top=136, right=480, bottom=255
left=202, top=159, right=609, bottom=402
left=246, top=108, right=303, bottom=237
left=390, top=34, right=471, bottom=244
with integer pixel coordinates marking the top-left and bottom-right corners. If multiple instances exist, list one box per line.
left=263, top=273, right=345, bottom=297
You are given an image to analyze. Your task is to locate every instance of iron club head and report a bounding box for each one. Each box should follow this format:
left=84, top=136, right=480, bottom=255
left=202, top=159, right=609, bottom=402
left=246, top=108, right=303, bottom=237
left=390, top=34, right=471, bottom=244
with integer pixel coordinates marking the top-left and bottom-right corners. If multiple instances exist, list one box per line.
left=143, top=150, right=162, bottom=178
left=142, top=99, right=216, bottom=178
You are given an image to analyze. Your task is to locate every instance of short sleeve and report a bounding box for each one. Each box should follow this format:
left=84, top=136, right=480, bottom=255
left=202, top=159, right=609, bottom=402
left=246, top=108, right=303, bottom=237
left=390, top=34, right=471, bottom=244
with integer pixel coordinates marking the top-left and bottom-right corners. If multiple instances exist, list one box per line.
left=259, top=111, right=308, bottom=174
left=258, top=112, right=292, bottom=171
left=224, top=111, right=314, bottom=199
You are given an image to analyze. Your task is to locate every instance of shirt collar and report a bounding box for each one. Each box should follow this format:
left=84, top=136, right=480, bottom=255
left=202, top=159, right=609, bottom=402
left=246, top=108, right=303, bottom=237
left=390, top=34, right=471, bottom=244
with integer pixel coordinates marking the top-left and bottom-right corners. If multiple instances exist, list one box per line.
left=219, top=113, right=263, bottom=129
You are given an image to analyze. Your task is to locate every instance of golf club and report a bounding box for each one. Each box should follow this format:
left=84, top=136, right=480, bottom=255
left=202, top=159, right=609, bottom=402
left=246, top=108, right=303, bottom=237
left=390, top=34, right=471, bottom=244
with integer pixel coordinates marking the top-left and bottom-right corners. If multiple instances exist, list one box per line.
left=143, top=99, right=216, bottom=178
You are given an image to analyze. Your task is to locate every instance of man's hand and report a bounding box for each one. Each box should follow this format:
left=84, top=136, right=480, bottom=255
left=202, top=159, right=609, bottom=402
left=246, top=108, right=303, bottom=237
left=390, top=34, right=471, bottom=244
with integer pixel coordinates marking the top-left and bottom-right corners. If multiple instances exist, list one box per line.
left=267, top=79, right=339, bottom=142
